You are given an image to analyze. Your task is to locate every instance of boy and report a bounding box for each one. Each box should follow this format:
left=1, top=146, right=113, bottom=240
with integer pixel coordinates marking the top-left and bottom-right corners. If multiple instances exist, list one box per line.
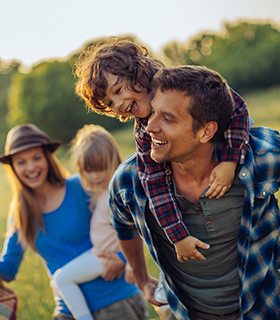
left=74, top=38, right=249, bottom=264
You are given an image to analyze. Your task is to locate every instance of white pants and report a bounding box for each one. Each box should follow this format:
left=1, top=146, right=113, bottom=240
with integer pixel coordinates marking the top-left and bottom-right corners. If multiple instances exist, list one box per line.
left=53, top=250, right=105, bottom=320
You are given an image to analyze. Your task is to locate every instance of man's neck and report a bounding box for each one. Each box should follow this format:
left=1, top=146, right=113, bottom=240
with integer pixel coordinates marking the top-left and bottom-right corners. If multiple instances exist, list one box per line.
left=171, top=152, right=218, bottom=205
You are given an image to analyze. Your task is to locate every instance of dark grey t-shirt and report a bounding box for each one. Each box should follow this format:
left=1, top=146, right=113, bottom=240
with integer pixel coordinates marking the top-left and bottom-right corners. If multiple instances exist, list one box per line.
left=146, top=170, right=245, bottom=315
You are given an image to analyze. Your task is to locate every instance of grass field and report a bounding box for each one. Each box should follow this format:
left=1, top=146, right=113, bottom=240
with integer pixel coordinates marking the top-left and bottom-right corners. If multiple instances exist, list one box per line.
left=0, top=86, right=279, bottom=319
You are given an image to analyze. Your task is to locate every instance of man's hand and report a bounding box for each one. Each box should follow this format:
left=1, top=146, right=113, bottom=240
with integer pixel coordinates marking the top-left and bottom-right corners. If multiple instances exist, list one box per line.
left=97, top=252, right=125, bottom=281
left=141, top=276, right=166, bottom=307
left=118, top=236, right=167, bottom=306
left=174, top=236, right=210, bottom=263
left=205, top=161, right=237, bottom=199
left=124, top=264, right=136, bottom=284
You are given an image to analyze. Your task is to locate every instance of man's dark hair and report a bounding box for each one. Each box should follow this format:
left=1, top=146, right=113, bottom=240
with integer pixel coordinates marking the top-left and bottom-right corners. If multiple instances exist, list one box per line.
left=152, top=65, right=234, bottom=141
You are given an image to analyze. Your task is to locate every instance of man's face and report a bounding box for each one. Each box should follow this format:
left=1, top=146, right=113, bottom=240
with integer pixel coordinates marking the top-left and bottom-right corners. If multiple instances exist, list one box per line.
left=146, top=89, right=202, bottom=164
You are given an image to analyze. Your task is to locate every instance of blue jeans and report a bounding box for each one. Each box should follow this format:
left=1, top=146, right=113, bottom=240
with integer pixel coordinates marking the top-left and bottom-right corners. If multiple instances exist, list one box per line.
left=52, top=293, right=150, bottom=320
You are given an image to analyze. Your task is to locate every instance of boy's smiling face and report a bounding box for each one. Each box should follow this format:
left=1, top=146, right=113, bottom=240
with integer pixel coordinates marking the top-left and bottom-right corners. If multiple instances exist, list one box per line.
left=102, top=73, right=152, bottom=119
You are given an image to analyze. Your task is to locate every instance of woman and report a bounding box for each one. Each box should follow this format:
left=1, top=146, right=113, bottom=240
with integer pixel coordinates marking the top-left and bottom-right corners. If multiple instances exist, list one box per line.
left=0, top=124, right=149, bottom=320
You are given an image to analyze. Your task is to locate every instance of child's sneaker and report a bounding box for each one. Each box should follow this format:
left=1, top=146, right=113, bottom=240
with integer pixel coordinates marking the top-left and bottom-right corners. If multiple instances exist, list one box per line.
left=154, top=272, right=168, bottom=304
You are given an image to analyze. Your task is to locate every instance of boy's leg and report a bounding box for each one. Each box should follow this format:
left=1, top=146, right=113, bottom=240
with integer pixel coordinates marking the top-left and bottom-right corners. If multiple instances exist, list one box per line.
left=154, top=271, right=168, bottom=304
left=53, top=250, right=104, bottom=320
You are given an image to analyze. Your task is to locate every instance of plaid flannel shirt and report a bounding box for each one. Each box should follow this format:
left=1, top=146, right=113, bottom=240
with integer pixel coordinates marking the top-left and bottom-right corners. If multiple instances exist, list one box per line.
left=135, top=88, right=250, bottom=244
left=110, top=126, right=280, bottom=320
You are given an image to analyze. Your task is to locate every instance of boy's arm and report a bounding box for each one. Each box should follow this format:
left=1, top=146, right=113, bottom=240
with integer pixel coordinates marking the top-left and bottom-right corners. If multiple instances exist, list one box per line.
left=221, top=87, right=250, bottom=164
left=135, top=119, right=189, bottom=244
left=205, top=161, right=237, bottom=199
left=205, top=88, right=250, bottom=199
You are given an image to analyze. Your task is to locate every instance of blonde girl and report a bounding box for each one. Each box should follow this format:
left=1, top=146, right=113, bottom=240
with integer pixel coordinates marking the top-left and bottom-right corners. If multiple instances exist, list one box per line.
left=52, top=124, right=136, bottom=320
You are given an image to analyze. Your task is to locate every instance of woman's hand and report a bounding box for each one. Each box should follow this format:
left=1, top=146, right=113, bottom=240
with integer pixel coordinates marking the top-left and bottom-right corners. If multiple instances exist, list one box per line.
left=97, top=252, right=125, bottom=281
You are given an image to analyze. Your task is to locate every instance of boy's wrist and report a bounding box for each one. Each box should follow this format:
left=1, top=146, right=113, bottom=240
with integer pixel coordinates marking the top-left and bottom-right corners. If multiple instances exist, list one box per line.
left=165, top=222, right=190, bottom=244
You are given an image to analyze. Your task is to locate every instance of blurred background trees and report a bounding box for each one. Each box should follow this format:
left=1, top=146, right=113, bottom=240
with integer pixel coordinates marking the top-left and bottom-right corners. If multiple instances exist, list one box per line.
left=162, top=21, right=280, bottom=94
left=6, top=60, right=126, bottom=144
left=1, top=21, right=280, bottom=151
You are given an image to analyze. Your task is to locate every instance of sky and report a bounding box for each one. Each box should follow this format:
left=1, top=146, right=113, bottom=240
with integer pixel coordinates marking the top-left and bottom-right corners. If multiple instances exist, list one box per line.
left=1, top=0, right=279, bottom=68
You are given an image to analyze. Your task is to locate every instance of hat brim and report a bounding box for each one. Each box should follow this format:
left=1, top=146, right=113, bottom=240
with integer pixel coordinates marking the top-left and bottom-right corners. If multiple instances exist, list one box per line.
left=0, top=141, right=61, bottom=165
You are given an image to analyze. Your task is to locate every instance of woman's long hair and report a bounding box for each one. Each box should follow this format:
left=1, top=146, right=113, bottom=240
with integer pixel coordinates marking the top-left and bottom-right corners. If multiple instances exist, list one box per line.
left=5, top=148, right=69, bottom=251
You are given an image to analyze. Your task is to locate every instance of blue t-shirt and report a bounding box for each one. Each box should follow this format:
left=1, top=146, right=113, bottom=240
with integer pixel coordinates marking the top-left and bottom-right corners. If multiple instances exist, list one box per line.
left=0, top=175, right=140, bottom=315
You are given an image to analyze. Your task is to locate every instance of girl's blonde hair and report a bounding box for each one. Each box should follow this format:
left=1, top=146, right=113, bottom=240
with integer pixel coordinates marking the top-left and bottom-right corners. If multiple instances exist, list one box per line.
left=5, top=148, right=69, bottom=251
left=70, top=124, right=122, bottom=204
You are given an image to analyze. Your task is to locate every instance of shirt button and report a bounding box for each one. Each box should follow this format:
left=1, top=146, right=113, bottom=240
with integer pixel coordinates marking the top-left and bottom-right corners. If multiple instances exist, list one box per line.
left=245, top=140, right=248, bottom=145
left=241, top=172, right=246, bottom=177
left=262, top=191, right=266, bottom=196
left=241, top=155, right=245, bottom=160
left=207, top=221, right=212, bottom=225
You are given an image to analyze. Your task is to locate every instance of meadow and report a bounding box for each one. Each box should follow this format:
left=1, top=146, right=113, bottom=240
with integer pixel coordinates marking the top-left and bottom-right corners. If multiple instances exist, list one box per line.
left=0, top=86, right=279, bottom=319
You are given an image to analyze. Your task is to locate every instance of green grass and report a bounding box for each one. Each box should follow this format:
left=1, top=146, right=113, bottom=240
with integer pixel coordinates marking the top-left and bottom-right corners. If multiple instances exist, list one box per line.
left=0, top=86, right=280, bottom=319
left=244, top=86, right=280, bottom=131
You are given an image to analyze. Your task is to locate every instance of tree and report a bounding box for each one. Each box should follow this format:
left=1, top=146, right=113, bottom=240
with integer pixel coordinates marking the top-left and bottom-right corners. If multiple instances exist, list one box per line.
left=7, top=60, right=129, bottom=144
left=161, top=21, right=280, bottom=93
left=0, top=60, right=20, bottom=132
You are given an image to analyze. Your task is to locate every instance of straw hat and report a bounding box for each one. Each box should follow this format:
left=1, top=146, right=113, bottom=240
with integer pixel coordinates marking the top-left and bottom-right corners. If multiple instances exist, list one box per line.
left=0, top=124, right=61, bottom=165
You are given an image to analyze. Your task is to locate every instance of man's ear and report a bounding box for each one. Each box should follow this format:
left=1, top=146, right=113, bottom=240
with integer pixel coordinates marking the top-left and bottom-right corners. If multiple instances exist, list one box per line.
left=200, top=121, right=218, bottom=143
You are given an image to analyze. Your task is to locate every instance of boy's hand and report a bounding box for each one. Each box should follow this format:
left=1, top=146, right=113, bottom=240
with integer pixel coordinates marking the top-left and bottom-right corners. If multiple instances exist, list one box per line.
left=174, top=236, right=210, bottom=263
left=205, top=162, right=237, bottom=199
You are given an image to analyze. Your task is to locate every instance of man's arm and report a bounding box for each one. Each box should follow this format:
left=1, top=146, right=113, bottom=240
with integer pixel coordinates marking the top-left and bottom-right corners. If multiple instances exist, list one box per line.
left=119, top=235, right=162, bottom=306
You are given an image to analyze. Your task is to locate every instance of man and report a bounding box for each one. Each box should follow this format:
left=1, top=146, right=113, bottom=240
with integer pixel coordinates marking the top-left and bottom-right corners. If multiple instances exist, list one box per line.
left=109, top=65, right=280, bottom=320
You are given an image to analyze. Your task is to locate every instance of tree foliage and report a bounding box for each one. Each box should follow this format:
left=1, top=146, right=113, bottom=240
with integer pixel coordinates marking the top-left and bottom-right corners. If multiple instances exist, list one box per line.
left=0, top=60, right=20, bottom=133
left=7, top=59, right=130, bottom=144
left=2, top=22, right=280, bottom=147
left=162, top=21, right=280, bottom=93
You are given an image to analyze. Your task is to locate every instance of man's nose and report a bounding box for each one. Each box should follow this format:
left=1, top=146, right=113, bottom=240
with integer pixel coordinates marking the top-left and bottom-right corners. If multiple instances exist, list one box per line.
left=146, top=115, right=158, bottom=134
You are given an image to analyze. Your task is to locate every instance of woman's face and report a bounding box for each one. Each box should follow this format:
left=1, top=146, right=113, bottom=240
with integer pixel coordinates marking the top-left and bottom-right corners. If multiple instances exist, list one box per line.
left=12, top=147, right=49, bottom=190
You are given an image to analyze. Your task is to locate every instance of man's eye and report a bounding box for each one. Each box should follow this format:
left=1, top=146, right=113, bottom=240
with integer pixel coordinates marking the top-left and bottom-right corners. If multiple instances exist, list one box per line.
left=108, top=101, right=112, bottom=107
left=116, top=87, right=121, bottom=94
left=164, top=117, right=172, bottom=122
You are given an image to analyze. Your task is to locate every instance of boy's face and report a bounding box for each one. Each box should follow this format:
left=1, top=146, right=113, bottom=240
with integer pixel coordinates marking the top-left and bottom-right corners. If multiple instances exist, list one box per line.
left=102, top=73, right=152, bottom=118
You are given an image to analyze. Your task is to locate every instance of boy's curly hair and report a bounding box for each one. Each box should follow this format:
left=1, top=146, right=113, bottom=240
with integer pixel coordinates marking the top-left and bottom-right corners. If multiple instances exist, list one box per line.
left=74, top=38, right=164, bottom=121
